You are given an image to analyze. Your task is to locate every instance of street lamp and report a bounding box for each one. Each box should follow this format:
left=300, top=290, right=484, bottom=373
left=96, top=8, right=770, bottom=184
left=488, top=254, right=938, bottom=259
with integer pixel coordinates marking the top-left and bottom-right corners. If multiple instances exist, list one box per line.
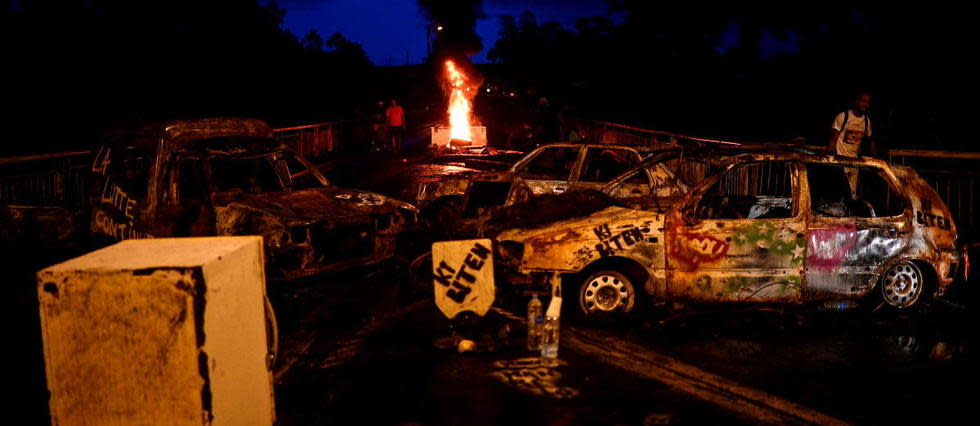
left=426, top=24, right=444, bottom=57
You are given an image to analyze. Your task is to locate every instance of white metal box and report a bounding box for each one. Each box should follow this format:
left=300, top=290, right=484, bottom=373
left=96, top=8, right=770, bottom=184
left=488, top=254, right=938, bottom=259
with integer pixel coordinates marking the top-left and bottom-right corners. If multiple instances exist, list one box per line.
left=430, top=125, right=487, bottom=148
left=37, top=237, right=274, bottom=426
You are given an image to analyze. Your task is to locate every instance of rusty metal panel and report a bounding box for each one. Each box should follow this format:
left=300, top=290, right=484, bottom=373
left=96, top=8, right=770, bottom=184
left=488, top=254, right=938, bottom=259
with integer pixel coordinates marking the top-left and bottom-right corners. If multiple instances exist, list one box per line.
left=37, top=237, right=274, bottom=426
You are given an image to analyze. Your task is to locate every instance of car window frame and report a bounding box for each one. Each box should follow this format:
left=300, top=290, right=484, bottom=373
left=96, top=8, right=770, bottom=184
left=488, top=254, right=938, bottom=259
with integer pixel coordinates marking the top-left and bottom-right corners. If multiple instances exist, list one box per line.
left=803, top=161, right=910, bottom=220
left=689, top=159, right=803, bottom=222
left=575, top=147, right=643, bottom=184
left=511, top=144, right=583, bottom=182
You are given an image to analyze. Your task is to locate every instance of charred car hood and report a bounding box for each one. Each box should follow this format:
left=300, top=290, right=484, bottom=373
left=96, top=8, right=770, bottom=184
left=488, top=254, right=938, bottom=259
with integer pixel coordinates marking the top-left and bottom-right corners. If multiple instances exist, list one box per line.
left=497, top=205, right=659, bottom=242
left=480, top=190, right=626, bottom=237
left=214, top=187, right=414, bottom=225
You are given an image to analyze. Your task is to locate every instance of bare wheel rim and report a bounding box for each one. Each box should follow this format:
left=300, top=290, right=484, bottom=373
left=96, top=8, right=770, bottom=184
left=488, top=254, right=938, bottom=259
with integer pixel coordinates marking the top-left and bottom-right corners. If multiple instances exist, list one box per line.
left=580, top=273, right=635, bottom=314
left=881, top=262, right=923, bottom=308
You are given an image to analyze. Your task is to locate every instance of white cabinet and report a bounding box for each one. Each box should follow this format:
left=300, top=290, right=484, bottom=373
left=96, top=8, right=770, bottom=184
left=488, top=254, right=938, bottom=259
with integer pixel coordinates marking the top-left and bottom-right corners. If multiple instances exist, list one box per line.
left=37, top=237, right=274, bottom=426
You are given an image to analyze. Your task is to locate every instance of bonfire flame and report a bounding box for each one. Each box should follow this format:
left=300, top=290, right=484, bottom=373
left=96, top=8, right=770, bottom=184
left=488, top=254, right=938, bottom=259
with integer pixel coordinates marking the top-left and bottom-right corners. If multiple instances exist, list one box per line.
left=445, top=60, right=473, bottom=142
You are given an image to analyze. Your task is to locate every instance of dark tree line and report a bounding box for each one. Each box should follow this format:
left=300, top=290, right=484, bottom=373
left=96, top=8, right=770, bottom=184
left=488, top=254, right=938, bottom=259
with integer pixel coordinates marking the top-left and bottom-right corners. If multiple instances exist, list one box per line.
left=485, top=1, right=971, bottom=151
left=1, top=0, right=375, bottom=155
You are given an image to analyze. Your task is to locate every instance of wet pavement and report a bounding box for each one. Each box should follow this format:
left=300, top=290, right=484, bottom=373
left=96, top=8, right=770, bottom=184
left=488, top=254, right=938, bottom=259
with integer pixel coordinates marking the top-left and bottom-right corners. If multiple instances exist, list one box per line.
left=264, top=267, right=979, bottom=425
left=269, top=273, right=744, bottom=426
left=10, top=151, right=980, bottom=425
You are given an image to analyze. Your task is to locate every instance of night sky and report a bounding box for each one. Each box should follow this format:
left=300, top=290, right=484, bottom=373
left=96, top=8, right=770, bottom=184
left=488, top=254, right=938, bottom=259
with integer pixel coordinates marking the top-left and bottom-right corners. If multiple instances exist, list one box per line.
left=278, top=0, right=612, bottom=65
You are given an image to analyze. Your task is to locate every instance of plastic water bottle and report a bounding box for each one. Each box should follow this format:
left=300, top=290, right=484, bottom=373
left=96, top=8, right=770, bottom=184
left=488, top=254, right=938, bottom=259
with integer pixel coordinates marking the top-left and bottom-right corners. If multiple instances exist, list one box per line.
left=541, top=274, right=561, bottom=367
left=527, top=294, right=543, bottom=351
left=540, top=316, right=560, bottom=366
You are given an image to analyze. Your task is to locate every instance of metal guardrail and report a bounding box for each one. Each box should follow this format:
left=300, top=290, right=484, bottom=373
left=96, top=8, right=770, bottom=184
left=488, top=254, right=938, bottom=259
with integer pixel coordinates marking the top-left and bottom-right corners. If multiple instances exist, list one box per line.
left=572, top=119, right=741, bottom=149
left=0, top=152, right=89, bottom=207
left=273, top=121, right=348, bottom=157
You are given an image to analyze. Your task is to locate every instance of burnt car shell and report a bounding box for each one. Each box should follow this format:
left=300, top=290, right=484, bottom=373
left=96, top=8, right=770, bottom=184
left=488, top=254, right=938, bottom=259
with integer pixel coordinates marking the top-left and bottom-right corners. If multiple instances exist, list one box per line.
left=494, top=149, right=962, bottom=313
left=417, top=143, right=666, bottom=239
left=201, top=143, right=416, bottom=279
left=90, top=118, right=416, bottom=280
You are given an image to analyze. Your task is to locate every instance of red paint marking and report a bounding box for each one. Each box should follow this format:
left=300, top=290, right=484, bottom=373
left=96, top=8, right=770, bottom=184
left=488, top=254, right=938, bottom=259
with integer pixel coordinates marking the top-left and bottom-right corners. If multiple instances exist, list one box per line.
left=670, top=233, right=730, bottom=267
left=807, top=226, right=858, bottom=270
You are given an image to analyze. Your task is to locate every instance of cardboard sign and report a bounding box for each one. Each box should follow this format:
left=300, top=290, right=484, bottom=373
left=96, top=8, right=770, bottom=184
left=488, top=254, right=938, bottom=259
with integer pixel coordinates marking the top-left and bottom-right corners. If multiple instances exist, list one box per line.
left=432, top=239, right=495, bottom=319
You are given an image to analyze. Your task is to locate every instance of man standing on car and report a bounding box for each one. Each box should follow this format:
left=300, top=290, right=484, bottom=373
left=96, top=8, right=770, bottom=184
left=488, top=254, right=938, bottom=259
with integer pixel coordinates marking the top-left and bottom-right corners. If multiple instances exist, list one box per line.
left=385, top=99, right=405, bottom=153
left=829, top=93, right=880, bottom=194
left=829, top=93, right=879, bottom=158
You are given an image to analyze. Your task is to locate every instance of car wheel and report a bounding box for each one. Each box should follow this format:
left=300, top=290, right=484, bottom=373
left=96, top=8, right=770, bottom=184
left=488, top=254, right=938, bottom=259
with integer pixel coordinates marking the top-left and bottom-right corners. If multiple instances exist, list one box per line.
left=577, top=270, right=636, bottom=318
left=880, top=261, right=925, bottom=309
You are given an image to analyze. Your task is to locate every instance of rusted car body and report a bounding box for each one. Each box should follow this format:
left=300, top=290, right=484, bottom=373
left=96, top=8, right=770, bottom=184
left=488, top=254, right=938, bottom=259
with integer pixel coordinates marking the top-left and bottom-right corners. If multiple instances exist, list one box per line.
left=416, top=143, right=678, bottom=236
left=493, top=149, right=963, bottom=315
left=90, top=118, right=417, bottom=279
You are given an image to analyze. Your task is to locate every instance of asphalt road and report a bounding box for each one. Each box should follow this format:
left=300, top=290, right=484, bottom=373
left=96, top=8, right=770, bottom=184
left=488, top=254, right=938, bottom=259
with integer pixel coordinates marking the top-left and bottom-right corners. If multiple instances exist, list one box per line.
left=266, top=265, right=980, bottom=425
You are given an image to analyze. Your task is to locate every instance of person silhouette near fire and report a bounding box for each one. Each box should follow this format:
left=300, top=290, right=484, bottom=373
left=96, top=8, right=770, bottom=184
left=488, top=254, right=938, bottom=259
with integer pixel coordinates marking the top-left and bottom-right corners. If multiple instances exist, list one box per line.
left=385, top=99, right=405, bottom=153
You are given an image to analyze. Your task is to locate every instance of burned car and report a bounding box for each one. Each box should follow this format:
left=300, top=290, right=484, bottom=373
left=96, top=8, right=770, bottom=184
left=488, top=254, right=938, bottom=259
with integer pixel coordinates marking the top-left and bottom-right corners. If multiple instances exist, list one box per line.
left=492, top=149, right=963, bottom=317
left=416, top=143, right=678, bottom=237
left=90, top=118, right=416, bottom=279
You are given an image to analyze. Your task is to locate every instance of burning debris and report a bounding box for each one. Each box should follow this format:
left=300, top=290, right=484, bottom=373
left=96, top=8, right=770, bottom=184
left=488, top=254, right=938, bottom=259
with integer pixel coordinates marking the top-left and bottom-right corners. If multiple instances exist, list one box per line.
left=446, top=60, right=475, bottom=143
left=431, top=59, right=487, bottom=148
left=418, top=0, right=487, bottom=150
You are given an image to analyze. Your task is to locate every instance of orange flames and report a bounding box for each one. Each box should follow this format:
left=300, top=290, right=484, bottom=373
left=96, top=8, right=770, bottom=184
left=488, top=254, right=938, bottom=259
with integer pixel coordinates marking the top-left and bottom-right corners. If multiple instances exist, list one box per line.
left=445, top=60, right=473, bottom=142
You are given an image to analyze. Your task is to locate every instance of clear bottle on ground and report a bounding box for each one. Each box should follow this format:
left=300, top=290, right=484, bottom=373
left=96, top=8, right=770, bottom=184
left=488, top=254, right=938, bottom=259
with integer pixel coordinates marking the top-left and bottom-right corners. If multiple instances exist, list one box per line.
left=527, top=294, right=543, bottom=351
left=540, top=315, right=559, bottom=367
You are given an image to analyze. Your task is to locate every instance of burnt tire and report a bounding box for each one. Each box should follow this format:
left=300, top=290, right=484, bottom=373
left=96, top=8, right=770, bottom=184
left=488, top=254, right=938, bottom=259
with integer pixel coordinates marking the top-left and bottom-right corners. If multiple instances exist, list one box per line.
left=879, top=261, right=926, bottom=310
left=576, top=270, right=638, bottom=320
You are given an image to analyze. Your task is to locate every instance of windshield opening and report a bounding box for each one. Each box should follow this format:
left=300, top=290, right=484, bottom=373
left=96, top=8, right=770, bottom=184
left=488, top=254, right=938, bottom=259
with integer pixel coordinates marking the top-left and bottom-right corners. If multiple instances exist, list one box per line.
left=208, top=151, right=324, bottom=193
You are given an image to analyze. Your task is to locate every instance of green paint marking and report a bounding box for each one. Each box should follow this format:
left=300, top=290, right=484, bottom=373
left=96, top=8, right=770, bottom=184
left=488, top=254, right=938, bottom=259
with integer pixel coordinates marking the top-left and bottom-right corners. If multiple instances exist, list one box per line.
left=733, top=222, right=806, bottom=266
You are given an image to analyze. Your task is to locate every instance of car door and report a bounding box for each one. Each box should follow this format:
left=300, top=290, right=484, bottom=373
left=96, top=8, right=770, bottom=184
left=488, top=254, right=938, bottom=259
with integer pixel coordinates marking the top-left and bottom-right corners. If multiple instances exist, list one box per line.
left=665, top=160, right=806, bottom=303
left=512, top=145, right=582, bottom=195
left=90, top=144, right=155, bottom=242
left=803, top=162, right=910, bottom=301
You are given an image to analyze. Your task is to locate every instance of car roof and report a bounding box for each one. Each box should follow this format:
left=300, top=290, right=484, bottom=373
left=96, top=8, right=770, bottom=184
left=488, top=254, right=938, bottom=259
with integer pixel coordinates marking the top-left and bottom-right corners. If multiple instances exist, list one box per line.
left=635, top=144, right=891, bottom=168
left=602, top=145, right=894, bottom=192
left=105, top=118, right=275, bottom=153
left=533, top=142, right=660, bottom=154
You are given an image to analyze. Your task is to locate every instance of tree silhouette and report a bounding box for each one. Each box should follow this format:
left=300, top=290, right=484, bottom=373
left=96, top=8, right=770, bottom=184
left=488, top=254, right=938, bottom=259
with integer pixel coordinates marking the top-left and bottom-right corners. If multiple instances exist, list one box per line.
left=484, top=2, right=970, bottom=150
left=0, top=0, right=375, bottom=155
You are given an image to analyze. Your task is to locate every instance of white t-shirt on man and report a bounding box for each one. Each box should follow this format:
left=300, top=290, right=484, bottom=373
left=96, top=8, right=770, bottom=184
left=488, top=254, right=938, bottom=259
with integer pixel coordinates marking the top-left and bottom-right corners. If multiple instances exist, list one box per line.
left=832, top=110, right=871, bottom=157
